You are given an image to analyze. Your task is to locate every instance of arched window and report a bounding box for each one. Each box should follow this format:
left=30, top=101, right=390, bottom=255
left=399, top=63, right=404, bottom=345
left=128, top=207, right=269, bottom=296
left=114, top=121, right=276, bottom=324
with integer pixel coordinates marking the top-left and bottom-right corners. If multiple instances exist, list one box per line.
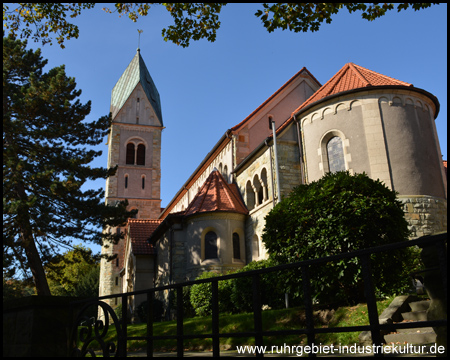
left=327, top=136, right=345, bottom=172
left=246, top=180, right=255, bottom=211
left=124, top=175, right=128, bottom=189
left=136, top=144, right=145, bottom=165
left=204, top=231, right=218, bottom=260
left=126, top=143, right=135, bottom=164
left=223, top=165, right=228, bottom=182
left=232, top=233, right=240, bottom=260
left=252, top=235, right=260, bottom=260
left=253, top=175, right=262, bottom=206
left=141, top=175, right=145, bottom=189
left=261, top=168, right=268, bottom=202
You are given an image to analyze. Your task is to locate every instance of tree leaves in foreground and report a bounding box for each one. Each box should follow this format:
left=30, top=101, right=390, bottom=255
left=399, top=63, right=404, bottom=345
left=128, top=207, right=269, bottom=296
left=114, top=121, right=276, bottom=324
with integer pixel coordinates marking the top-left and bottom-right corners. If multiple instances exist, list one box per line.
left=3, top=3, right=438, bottom=48
left=3, top=35, right=134, bottom=295
left=262, top=171, right=418, bottom=305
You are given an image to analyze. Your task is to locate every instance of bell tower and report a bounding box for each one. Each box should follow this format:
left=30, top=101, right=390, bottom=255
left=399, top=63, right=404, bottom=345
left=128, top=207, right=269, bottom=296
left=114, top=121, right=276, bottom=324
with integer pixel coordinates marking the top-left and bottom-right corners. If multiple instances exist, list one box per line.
left=99, top=49, right=163, bottom=304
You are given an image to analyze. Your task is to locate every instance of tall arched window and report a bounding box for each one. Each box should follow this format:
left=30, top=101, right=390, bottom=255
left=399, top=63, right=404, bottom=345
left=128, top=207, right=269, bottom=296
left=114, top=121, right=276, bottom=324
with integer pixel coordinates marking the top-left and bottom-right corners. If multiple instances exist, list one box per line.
left=246, top=180, right=255, bottom=210
left=327, top=136, right=345, bottom=173
left=136, top=144, right=146, bottom=165
left=204, top=231, right=218, bottom=260
left=126, top=143, right=135, bottom=164
left=232, top=233, right=240, bottom=260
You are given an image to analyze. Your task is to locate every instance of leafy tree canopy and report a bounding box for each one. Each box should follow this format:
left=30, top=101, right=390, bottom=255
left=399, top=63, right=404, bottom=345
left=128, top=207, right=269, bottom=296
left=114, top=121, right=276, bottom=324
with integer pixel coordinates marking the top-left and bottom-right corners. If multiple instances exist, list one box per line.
left=262, top=171, right=417, bottom=305
left=45, top=245, right=99, bottom=296
left=3, top=3, right=438, bottom=48
left=3, top=35, right=135, bottom=295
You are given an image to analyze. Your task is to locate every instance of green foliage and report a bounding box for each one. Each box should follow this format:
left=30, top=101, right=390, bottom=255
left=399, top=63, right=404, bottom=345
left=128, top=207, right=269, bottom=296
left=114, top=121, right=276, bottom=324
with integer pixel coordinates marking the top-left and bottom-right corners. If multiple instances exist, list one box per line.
left=255, top=3, right=438, bottom=33
left=45, top=245, right=98, bottom=295
left=3, top=3, right=438, bottom=49
left=3, top=3, right=95, bottom=48
left=170, top=285, right=196, bottom=319
left=230, top=259, right=288, bottom=313
left=136, top=298, right=164, bottom=323
left=262, top=171, right=414, bottom=305
left=189, top=272, right=236, bottom=316
left=3, top=35, right=134, bottom=294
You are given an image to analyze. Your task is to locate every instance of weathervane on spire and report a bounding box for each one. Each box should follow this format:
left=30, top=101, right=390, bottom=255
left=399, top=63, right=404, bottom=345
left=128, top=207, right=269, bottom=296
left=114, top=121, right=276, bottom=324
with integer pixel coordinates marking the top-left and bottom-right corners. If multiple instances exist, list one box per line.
left=137, top=29, right=143, bottom=51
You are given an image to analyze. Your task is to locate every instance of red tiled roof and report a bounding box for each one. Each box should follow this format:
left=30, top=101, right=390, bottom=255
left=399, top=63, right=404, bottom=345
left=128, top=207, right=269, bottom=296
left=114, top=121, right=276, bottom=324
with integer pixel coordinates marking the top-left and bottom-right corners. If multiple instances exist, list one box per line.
left=184, top=169, right=248, bottom=217
left=443, top=160, right=447, bottom=179
left=127, top=219, right=162, bottom=255
left=291, top=62, right=413, bottom=116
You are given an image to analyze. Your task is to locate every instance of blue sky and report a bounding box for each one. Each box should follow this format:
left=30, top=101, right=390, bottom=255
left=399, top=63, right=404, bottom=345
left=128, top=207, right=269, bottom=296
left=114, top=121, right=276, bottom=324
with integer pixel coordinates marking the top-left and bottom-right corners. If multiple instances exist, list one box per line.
left=20, top=4, right=447, bottom=250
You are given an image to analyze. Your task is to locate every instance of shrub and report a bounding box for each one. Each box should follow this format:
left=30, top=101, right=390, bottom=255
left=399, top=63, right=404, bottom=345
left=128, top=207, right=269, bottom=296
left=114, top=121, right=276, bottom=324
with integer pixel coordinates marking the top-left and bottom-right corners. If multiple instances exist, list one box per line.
left=136, top=298, right=164, bottom=323
left=262, top=171, right=415, bottom=305
left=230, top=259, right=290, bottom=313
left=190, top=272, right=237, bottom=316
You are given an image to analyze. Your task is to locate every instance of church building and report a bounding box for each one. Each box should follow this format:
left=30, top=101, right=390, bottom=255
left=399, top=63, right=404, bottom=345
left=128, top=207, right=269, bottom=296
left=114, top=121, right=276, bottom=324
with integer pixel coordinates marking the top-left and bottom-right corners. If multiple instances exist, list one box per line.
left=99, top=49, right=447, bottom=314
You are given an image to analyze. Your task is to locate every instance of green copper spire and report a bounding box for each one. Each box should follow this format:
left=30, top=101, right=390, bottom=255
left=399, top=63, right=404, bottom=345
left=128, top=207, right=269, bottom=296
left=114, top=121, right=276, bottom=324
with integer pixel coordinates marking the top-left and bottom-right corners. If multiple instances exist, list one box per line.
left=110, top=49, right=163, bottom=125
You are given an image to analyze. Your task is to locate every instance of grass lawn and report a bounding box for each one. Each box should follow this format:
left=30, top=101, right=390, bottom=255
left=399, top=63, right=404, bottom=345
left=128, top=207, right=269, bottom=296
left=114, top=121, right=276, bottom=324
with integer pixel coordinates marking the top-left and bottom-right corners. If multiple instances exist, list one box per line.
left=78, top=296, right=395, bottom=353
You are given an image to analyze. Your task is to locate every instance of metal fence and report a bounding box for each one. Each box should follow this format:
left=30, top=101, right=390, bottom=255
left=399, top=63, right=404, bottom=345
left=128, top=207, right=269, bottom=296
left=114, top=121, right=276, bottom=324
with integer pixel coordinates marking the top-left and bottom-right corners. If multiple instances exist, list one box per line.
left=70, top=232, right=447, bottom=357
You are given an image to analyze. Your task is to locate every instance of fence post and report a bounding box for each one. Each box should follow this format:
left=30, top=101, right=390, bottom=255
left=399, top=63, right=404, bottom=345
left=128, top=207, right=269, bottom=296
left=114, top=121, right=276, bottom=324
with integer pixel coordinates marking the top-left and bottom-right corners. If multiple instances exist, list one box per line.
left=252, top=273, right=264, bottom=357
left=361, top=254, right=383, bottom=357
left=176, top=286, right=184, bottom=357
left=212, top=279, right=220, bottom=357
left=120, top=294, right=128, bottom=357
left=147, top=290, right=154, bottom=358
left=301, top=265, right=316, bottom=357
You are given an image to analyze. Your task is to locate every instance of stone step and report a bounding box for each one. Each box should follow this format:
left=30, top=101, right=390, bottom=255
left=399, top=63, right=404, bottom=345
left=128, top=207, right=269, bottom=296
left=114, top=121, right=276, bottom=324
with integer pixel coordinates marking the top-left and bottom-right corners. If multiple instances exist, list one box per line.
left=408, top=300, right=431, bottom=312
left=384, top=330, right=436, bottom=345
left=401, top=310, right=428, bottom=321
left=396, top=326, right=434, bottom=334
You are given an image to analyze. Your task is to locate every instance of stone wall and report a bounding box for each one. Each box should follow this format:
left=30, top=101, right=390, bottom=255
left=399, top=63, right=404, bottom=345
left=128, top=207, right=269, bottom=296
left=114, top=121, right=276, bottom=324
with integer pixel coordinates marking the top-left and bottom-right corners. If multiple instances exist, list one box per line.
left=3, top=296, right=81, bottom=357
left=399, top=195, right=447, bottom=238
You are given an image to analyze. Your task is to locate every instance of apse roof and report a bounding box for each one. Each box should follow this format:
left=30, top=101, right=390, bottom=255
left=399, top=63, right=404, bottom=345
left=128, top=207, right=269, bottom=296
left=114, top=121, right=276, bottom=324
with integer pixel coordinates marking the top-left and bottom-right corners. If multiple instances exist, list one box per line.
left=291, top=62, right=413, bottom=116
left=127, top=219, right=162, bottom=255
left=184, top=169, right=248, bottom=217
left=110, top=49, right=163, bottom=124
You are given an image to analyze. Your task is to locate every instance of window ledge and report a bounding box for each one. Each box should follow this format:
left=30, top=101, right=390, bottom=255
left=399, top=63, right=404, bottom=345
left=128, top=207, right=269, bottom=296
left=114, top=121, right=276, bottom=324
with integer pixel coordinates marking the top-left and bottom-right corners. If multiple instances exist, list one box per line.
left=201, top=258, right=221, bottom=266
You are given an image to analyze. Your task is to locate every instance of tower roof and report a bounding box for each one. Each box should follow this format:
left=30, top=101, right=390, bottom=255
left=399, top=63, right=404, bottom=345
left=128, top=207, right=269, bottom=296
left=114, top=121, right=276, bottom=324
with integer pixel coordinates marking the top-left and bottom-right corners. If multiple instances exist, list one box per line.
left=110, top=50, right=163, bottom=124
left=184, top=169, right=248, bottom=217
left=292, top=62, right=413, bottom=116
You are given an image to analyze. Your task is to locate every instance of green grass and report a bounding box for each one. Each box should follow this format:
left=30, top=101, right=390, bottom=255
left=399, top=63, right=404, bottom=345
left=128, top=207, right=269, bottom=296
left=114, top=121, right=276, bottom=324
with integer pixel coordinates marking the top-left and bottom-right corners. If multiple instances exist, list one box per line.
left=78, top=296, right=395, bottom=353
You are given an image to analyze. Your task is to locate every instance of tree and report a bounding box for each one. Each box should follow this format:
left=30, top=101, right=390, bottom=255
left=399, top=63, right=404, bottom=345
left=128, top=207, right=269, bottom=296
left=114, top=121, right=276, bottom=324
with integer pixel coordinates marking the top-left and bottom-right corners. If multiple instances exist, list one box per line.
left=3, top=3, right=438, bottom=49
left=45, top=245, right=99, bottom=297
left=262, top=171, right=417, bottom=305
left=3, top=35, right=134, bottom=295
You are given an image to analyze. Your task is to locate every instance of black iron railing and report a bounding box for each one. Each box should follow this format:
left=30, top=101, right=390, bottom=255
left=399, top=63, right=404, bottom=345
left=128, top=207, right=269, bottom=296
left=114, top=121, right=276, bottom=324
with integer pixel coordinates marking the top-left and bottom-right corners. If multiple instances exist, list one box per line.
left=70, top=232, right=447, bottom=357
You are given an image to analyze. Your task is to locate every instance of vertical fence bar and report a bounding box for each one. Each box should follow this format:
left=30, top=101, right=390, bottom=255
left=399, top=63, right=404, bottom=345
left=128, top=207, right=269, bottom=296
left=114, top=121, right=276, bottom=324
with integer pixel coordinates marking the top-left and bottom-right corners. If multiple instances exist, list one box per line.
left=435, top=240, right=447, bottom=304
left=212, top=279, right=220, bottom=357
left=176, top=286, right=184, bottom=357
left=301, top=265, right=316, bottom=358
left=252, top=273, right=264, bottom=357
left=361, top=254, right=383, bottom=357
left=147, top=290, right=154, bottom=358
left=120, top=294, right=128, bottom=357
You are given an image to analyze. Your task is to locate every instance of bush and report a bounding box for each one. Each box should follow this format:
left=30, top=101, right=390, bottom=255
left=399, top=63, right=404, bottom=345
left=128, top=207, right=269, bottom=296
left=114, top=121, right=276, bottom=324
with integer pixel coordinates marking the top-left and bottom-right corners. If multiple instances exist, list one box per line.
left=136, top=298, right=164, bottom=323
left=190, top=272, right=237, bottom=316
left=170, top=285, right=196, bottom=318
left=231, top=259, right=289, bottom=313
left=262, top=171, right=415, bottom=305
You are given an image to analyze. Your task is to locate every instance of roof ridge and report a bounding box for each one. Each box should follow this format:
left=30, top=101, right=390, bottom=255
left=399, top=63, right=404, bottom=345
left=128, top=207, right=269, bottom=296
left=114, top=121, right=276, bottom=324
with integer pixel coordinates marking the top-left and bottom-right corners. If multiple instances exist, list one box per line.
left=348, top=62, right=370, bottom=87
left=352, top=63, right=412, bottom=86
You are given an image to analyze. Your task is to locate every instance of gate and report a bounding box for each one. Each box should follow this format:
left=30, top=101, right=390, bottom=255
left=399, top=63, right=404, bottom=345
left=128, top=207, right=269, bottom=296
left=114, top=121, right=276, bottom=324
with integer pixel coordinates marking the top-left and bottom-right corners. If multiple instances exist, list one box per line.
left=70, top=233, right=447, bottom=357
